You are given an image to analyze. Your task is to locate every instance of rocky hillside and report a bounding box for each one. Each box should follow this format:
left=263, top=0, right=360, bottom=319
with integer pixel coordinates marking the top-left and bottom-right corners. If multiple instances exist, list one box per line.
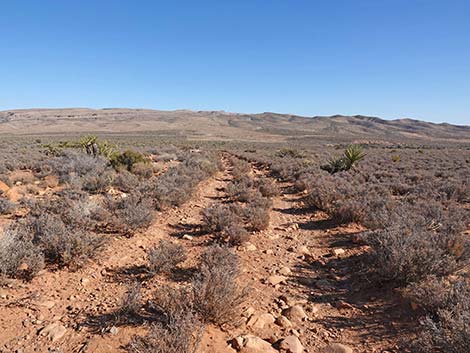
left=0, top=108, right=468, bottom=142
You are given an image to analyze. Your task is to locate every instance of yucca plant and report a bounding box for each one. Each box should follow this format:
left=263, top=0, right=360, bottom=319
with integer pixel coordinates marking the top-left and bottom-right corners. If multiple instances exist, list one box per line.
left=343, top=144, right=366, bottom=169
left=79, top=135, right=98, bottom=148
left=321, top=144, right=365, bottom=174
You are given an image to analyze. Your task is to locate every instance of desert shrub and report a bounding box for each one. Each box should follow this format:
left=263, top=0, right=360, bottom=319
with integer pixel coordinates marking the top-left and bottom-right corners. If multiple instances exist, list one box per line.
left=225, top=176, right=255, bottom=202
left=275, top=148, right=305, bottom=159
left=412, top=280, right=470, bottom=353
left=105, top=193, right=154, bottom=235
left=222, top=224, right=251, bottom=246
left=201, top=204, right=242, bottom=233
left=111, top=150, right=148, bottom=171
left=145, top=153, right=220, bottom=210
left=120, top=283, right=142, bottom=317
left=148, top=240, right=187, bottom=275
left=132, top=162, right=154, bottom=179
left=27, top=213, right=105, bottom=269
left=0, top=227, right=45, bottom=281
left=243, top=196, right=272, bottom=231
left=255, top=177, right=280, bottom=197
left=129, top=285, right=204, bottom=353
left=404, top=276, right=455, bottom=314
left=231, top=158, right=251, bottom=179
left=114, top=170, right=139, bottom=193
left=191, top=246, right=246, bottom=325
left=366, top=217, right=469, bottom=285
left=81, top=171, right=115, bottom=194
left=0, top=198, right=15, bottom=215
left=46, top=151, right=108, bottom=183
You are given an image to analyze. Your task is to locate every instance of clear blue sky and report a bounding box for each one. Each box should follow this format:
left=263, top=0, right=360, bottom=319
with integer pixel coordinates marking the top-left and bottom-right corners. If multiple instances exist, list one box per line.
left=1, top=1, right=469, bottom=124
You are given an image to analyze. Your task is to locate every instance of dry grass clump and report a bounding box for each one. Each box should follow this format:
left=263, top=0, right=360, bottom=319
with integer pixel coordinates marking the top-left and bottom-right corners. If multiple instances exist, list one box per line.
left=148, top=240, right=187, bottom=275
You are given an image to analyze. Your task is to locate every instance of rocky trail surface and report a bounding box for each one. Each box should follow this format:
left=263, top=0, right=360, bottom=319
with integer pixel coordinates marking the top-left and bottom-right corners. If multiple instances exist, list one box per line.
left=0, top=157, right=412, bottom=353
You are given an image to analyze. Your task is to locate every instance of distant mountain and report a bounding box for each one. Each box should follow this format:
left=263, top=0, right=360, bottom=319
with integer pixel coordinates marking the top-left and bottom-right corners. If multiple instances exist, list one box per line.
left=0, top=108, right=468, bottom=143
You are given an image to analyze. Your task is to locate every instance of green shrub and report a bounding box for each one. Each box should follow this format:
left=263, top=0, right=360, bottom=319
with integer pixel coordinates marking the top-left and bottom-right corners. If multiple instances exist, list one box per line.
left=110, top=150, right=148, bottom=171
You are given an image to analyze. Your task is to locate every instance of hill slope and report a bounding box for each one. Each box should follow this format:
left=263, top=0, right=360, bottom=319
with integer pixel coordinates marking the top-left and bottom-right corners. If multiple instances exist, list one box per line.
left=0, top=108, right=468, bottom=142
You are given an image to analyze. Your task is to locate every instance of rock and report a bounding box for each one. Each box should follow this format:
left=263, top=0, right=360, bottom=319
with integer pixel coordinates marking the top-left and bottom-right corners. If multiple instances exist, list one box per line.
left=279, top=335, right=304, bottom=353
left=242, top=306, right=256, bottom=318
left=298, top=246, right=309, bottom=255
left=267, top=275, right=287, bottom=286
left=335, top=300, right=354, bottom=310
left=182, top=234, right=193, bottom=240
left=278, top=267, right=292, bottom=276
left=44, top=175, right=59, bottom=188
left=245, top=243, right=257, bottom=251
left=39, top=323, right=67, bottom=342
left=331, top=248, right=345, bottom=257
left=282, top=305, right=307, bottom=323
left=238, top=335, right=278, bottom=353
left=109, top=326, right=119, bottom=335
left=80, top=278, right=90, bottom=285
left=17, top=262, right=29, bottom=271
left=325, top=343, right=353, bottom=353
left=275, top=316, right=292, bottom=328
left=265, top=249, right=274, bottom=255
left=36, top=300, right=56, bottom=309
left=247, top=313, right=275, bottom=329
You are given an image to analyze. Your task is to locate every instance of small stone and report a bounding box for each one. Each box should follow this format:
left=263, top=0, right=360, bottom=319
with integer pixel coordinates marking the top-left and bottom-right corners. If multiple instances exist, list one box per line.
left=247, top=313, right=275, bottom=329
left=325, top=343, right=353, bottom=353
left=275, top=316, right=292, bottom=328
left=39, top=323, right=67, bottom=342
left=245, top=243, right=257, bottom=251
left=279, top=335, right=304, bottom=353
left=278, top=267, right=292, bottom=276
left=265, top=249, right=274, bottom=255
left=331, top=248, right=345, bottom=256
left=36, top=300, right=56, bottom=309
left=239, top=335, right=278, bottom=353
left=242, top=307, right=256, bottom=318
left=267, top=275, right=287, bottom=286
left=80, top=278, right=90, bottom=285
left=282, top=305, right=308, bottom=323
left=182, top=234, right=193, bottom=240
left=298, top=246, right=309, bottom=255
left=109, top=326, right=119, bottom=335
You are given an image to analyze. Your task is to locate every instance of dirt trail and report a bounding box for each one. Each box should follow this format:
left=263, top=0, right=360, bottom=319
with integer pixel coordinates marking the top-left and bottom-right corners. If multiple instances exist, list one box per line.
left=0, top=157, right=411, bottom=353
left=231, top=162, right=413, bottom=352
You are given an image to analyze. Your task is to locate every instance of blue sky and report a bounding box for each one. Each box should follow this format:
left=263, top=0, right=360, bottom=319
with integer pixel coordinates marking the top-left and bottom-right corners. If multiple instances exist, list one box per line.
left=0, top=1, right=469, bottom=124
